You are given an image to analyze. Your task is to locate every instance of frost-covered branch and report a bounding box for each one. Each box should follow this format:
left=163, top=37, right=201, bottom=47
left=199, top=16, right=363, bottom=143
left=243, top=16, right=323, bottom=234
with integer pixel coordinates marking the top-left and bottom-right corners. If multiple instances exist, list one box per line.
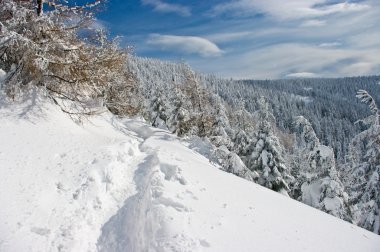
left=0, top=0, right=138, bottom=117
left=356, top=89, right=379, bottom=116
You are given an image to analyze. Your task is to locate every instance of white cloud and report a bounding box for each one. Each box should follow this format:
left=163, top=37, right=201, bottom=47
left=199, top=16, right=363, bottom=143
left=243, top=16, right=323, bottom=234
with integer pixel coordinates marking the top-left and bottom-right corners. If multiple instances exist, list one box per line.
left=286, top=72, right=317, bottom=78
left=135, top=1, right=380, bottom=79
left=188, top=42, right=380, bottom=79
left=206, top=31, right=254, bottom=43
left=185, top=1, right=380, bottom=78
left=147, top=34, right=224, bottom=57
left=340, top=62, right=374, bottom=75
left=212, top=0, right=369, bottom=20
left=347, top=31, right=380, bottom=49
left=319, top=42, right=342, bottom=47
left=141, top=0, right=191, bottom=16
left=300, top=19, right=326, bottom=27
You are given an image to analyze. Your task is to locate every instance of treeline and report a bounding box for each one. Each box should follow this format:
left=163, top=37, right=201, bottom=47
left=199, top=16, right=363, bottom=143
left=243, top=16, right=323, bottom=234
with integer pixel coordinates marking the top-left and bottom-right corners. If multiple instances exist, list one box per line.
left=235, top=77, right=380, bottom=161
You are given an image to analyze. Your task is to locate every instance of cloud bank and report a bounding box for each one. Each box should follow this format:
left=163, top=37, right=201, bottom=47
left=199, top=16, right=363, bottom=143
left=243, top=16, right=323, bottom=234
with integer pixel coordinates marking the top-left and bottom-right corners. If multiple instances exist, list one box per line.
left=147, top=34, right=224, bottom=58
left=286, top=72, right=318, bottom=78
left=189, top=42, right=380, bottom=79
left=212, top=0, right=369, bottom=20
left=195, top=1, right=380, bottom=78
left=128, top=0, right=380, bottom=79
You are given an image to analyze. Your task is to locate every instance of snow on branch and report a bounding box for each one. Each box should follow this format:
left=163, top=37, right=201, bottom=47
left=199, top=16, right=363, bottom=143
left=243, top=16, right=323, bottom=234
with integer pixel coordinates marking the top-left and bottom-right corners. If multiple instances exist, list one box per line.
left=45, top=0, right=105, bottom=16
left=356, top=89, right=379, bottom=115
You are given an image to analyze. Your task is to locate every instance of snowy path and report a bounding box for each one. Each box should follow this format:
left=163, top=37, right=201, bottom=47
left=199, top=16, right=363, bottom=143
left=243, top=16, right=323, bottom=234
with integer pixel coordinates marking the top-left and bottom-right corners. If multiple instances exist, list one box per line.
left=98, top=120, right=201, bottom=251
left=1, top=98, right=380, bottom=251
left=100, top=120, right=380, bottom=252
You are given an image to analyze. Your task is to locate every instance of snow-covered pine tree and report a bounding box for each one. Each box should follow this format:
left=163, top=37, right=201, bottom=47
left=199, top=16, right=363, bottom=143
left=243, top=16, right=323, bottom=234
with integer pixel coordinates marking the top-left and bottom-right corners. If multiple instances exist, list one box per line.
left=230, top=98, right=255, bottom=158
left=168, top=86, right=191, bottom=135
left=182, top=64, right=212, bottom=137
left=246, top=97, right=293, bottom=195
left=209, top=96, right=233, bottom=148
left=233, top=128, right=250, bottom=157
left=289, top=116, right=320, bottom=199
left=302, top=145, right=349, bottom=219
left=346, top=90, right=380, bottom=234
left=225, top=152, right=258, bottom=182
left=291, top=116, right=349, bottom=220
left=150, top=88, right=169, bottom=129
left=211, top=142, right=258, bottom=182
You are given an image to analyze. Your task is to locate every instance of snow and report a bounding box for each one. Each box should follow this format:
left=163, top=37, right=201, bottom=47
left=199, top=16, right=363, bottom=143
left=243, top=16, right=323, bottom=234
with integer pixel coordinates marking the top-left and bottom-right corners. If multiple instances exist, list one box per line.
left=324, top=196, right=343, bottom=212
left=317, top=145, right=334, bottom=159
left=1, top=94, right=380, bottom=252
left=302, top=181, right=322, bottom=207
left=0, top=95, right=143, bottom=251
left=291, top=94, right=313, bottom=104
left=0, top=69, right=6, bottom=87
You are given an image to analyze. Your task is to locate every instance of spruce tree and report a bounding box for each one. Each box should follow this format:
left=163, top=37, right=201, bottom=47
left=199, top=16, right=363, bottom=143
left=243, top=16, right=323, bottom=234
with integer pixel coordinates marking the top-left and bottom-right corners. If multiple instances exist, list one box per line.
left=246, top=97, right=293, bottom=195
left=346, top=90, right=380, bottom=234
left=291, top=116, right=349, bottom=220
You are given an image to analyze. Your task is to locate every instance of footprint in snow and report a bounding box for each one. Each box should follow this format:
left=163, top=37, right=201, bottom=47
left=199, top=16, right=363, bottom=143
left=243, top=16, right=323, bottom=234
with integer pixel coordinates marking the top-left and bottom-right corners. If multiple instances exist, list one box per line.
left=56, top=182, right=66, bottom=193
left=31, top=227, right=51, bottom=236
left=199, top=239, right=210, bottom=247
left=160, top=163, right=187, bottom=185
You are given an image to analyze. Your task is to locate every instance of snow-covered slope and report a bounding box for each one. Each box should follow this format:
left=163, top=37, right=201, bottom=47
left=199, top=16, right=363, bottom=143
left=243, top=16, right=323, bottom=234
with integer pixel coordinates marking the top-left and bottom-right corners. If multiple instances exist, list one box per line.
left=1, top=95, right=379, bottom=252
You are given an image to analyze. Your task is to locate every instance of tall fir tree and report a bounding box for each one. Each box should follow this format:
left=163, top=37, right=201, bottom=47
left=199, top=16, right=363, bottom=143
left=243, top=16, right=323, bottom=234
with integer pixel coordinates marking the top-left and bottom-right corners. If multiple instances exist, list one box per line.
left=291, top=116, right=349, bottom=220
left=246, top=97, right=293, bottom=195
left=346, top=90, right=380, bottom=234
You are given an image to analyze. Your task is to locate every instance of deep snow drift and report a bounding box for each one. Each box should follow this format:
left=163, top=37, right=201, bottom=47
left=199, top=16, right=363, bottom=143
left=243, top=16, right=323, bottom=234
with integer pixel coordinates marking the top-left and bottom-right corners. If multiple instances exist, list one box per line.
left=0, top=94, right=379, bottom=252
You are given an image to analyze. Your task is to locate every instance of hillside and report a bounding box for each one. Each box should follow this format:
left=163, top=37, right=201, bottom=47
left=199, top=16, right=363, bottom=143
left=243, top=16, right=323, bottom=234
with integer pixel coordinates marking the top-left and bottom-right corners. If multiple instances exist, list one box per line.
left=127, top=57, right=380, bottom=233
left=1, top=0, right=379, bottom=237
left=1, top=93, right=379, bottom=252
left=1, top=1, right=380, bottom=250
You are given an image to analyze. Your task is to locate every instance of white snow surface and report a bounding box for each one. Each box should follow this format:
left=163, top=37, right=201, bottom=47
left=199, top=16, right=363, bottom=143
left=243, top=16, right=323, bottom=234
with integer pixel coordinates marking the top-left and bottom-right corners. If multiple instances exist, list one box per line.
left=0, top=69, right=6, bottom=87
left=1, top=95, right=380, bottom=252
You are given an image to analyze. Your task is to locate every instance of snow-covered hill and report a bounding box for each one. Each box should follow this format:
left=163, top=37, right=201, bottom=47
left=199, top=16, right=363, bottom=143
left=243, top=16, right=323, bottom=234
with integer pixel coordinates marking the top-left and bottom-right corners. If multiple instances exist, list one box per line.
left=1, top=94, right=379, bottom=252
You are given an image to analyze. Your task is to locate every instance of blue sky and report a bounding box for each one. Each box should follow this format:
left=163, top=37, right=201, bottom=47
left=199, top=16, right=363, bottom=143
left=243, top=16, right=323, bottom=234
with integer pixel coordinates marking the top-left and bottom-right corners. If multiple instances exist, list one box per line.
left=97, top=0, right=380, bottom=79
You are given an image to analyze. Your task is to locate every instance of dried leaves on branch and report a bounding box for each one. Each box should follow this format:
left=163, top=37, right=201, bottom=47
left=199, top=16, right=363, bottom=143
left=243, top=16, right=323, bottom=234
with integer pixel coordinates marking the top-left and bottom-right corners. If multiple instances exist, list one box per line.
left=0, top=0, right=139, bottom=117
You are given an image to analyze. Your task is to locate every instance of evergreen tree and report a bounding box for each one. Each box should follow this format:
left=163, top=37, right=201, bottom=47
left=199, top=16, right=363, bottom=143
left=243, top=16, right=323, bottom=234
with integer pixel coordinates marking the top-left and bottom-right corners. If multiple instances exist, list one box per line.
left=346, top=90, right=380, bottom=234
left=291, top=116, right=349, bottom=219
left=150, top=88, right=169, bottom=129
left=246, top=97, right=293, bottom=195
left=289, top=116, right=320, bottom=199
left=209, top=97, right=233, bottom=148
left=168, top=85, right=191, bottom=136
left=301, top=145, right=349, bottom=219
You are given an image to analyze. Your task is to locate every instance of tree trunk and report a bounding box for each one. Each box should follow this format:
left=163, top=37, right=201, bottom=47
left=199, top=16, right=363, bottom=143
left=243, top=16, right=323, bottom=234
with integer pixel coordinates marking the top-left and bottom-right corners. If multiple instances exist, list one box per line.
left=37, top=0, right=43, bottom=16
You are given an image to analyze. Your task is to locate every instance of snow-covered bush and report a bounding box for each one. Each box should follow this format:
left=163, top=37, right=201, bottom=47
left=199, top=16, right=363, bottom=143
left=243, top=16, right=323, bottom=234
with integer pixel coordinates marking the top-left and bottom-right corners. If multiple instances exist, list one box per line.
left=0, top=0, right=138, bottom=116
